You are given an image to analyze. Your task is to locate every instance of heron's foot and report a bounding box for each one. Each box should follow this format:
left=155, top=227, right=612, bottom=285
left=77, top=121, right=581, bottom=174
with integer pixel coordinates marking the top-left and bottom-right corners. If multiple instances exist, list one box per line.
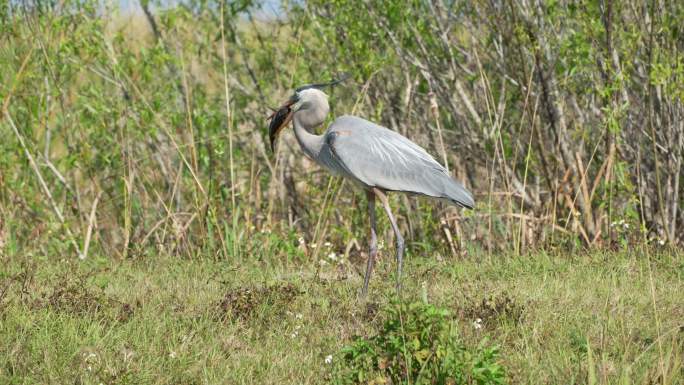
left=359, top=285, right=369, bottom=299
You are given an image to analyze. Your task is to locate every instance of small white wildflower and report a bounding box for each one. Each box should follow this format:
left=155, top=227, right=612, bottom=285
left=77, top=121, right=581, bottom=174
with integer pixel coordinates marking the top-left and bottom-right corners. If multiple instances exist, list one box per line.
left=291, top=331, right=298, bottom=338
left=310, top=243, right=317, bottom=249
left=169, top=351, right=177, bottom=359
left=298, top=237, right=305, bottom=244
left=295, top=313, right=303, bottom=320
left=473, top=318, right=483, bottom=330
left=324, top=241, right=332, bottom=247
left=325, top=354, right=333, bottom=364
left=658, top=239, right=666, bottom=246
left=328, top=252, right=337, bottom=261
left=623, top=223, right=630, bottom=229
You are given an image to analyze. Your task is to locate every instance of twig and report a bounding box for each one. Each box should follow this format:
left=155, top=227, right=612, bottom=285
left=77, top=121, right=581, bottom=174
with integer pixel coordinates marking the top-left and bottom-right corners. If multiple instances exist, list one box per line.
left=6, top=114, right=82, bottom=258
left=81, top=191, right=102, bottom=260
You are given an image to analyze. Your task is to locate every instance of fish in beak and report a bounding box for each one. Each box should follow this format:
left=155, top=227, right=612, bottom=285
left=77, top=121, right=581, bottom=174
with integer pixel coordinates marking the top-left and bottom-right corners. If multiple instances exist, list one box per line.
left=267, top=96, right=297, bottom=151
left=267, top=73, right=350, bottom=151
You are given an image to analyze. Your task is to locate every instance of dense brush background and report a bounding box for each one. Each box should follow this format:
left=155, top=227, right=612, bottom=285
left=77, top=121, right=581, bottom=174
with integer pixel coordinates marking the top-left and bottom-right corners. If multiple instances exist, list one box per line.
left=0, top=1, right=683, bottom=384
left=2, top=0, right=684, bottom=258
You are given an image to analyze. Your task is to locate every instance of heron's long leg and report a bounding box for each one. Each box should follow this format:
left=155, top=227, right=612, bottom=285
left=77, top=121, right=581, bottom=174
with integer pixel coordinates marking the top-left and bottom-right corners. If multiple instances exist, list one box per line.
left=361, top=190, right=378, bottom=297
left=373, top=188, right=404, bottom=293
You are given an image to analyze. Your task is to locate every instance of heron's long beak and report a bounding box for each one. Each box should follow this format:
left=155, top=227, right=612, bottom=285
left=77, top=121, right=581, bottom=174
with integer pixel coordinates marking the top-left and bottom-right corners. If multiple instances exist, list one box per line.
left=267, top=98, right=295, bottom=151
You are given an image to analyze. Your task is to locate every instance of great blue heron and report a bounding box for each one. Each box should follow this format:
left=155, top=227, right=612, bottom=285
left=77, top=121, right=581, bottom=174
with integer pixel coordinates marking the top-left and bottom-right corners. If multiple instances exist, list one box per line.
left=268, top=76, right=474, bottom=296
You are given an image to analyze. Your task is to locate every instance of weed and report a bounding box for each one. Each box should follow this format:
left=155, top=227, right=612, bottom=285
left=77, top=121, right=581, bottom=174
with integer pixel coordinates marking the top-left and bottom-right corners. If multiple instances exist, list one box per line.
left=117, top=302, right=135, bottom=323
left=332, top=301, right=506, bottom=385
left=363, top=301, right=380, bottom=322
left=36, top=276, right=113, bottom=318
left=460, top=293, right=525, bottom=327
left=216, top=282, right=301, bottom=322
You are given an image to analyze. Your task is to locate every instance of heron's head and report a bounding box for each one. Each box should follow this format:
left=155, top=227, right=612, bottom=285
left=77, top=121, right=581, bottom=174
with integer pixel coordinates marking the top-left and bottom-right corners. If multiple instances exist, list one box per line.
left=268, top=74, right=350, bottom=151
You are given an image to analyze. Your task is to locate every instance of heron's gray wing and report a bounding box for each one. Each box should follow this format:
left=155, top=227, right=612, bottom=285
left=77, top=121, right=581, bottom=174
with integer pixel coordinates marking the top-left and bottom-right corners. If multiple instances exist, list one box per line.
left=324, top=116, right=474, bottom=208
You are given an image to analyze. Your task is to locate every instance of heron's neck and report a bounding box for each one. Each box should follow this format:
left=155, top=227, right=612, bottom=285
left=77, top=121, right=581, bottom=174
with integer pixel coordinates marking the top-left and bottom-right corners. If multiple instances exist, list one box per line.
left=293, top=113, right=324, bottom=159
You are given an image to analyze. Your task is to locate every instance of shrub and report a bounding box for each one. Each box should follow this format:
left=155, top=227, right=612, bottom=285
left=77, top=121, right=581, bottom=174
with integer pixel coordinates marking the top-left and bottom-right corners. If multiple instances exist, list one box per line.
left=332, top=301, right=506, bottom=385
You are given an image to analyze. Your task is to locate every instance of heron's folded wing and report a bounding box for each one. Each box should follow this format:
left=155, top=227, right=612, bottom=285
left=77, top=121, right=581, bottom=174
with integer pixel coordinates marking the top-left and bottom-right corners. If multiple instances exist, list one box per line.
left=326, top=116, right=474, bottom=208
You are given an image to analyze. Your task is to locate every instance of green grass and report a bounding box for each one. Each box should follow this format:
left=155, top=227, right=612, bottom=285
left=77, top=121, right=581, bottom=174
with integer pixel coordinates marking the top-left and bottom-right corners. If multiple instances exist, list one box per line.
left=1, top=248, right=682, bottom=384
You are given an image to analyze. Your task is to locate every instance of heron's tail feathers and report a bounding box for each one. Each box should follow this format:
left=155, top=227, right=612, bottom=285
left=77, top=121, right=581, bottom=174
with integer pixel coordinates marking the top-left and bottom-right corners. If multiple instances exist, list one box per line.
left=441, top=176, right=474, bottom=209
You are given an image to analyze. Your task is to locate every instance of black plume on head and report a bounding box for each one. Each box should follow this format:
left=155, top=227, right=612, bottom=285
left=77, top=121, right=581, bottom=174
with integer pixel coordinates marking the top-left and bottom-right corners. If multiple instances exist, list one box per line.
left=295, top=73, right=351, bottom=93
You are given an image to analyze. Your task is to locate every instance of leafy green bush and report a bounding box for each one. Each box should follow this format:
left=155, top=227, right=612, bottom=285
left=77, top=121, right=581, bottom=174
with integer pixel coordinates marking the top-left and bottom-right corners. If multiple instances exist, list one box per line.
left=332, top=302, right=506, bottom=385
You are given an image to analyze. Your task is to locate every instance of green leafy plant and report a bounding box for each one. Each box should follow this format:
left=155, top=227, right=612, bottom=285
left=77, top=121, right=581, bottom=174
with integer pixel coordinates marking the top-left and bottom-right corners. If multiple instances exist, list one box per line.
left=332, top=301, right=506, bottom=385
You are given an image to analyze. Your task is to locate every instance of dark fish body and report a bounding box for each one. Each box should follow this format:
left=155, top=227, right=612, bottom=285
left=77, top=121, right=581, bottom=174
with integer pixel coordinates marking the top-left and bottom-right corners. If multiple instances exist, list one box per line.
left=269, top=106, right=291, bottom=133
left=268, top=106, right=293, bottom=150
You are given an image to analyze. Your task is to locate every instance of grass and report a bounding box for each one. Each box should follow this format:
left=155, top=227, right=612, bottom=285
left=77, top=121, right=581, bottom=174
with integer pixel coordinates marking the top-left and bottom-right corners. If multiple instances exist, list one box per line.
left=1, top=246, right=682, bottom=384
